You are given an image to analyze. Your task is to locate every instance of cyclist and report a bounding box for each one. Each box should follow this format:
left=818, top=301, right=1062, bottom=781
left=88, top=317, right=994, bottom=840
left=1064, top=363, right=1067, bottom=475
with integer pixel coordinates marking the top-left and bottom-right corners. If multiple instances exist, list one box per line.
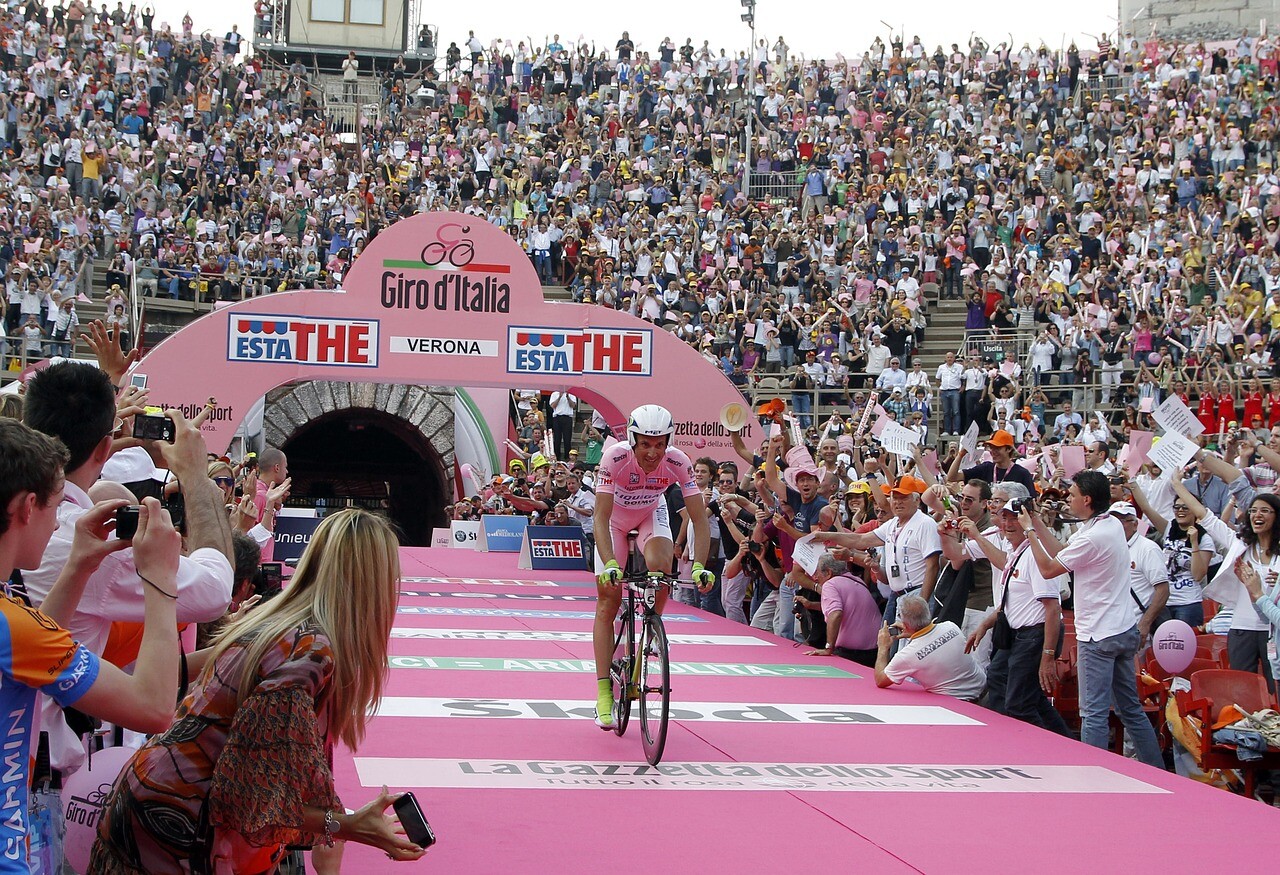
left=592, top=405, right=715, bottom=728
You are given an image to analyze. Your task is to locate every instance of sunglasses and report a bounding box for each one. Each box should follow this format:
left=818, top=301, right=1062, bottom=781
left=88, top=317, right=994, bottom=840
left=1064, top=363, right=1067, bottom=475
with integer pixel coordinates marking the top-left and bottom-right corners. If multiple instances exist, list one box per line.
left=213, top=476, right=235, bottom=487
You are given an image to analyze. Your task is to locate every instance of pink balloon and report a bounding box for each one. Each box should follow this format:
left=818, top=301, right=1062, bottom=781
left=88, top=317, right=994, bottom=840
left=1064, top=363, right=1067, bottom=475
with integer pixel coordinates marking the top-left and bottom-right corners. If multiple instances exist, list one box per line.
left=1152, top=619, right=1197, bottom=674
left=62, top=746, right=136, bottom=872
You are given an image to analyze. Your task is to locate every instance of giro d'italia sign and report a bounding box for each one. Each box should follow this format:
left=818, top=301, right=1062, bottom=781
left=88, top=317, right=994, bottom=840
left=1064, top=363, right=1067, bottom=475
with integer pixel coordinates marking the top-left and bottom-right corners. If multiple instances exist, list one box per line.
left=128, top=212, right=750, bottom=457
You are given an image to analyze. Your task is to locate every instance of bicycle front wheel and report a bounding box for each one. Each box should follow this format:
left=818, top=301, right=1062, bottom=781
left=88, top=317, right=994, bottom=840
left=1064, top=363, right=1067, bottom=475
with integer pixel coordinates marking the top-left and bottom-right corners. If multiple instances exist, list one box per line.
left=639, top=612, right=671, bottom=765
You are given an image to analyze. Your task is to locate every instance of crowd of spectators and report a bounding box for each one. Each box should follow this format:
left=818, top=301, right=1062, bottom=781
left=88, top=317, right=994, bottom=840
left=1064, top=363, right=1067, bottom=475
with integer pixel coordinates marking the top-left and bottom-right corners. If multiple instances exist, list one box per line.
left=1, top=7, right=1278, bottom=440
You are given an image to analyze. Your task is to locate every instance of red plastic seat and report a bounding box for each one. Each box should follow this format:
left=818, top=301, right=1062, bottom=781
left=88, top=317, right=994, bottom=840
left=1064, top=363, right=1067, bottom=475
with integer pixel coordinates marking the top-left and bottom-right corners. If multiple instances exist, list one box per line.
left=1176, top=670, right=1280, bottom=798
left=1195, top=634, right=1228, bottom=664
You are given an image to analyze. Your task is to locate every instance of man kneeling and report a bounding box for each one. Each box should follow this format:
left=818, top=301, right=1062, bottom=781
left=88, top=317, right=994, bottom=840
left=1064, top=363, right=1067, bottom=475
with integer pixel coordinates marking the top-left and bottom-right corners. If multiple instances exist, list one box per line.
left=875, top=595, right=986, bottom=701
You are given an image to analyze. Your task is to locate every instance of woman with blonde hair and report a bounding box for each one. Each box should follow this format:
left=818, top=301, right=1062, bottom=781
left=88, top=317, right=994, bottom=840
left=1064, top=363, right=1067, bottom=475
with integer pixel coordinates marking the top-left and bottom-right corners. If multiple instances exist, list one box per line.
left=89, top=509, right=426, bottom=874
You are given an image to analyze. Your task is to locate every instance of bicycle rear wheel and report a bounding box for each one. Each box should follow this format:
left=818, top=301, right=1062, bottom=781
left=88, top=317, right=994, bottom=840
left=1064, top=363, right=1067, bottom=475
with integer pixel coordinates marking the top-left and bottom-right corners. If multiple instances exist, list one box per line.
left=610, top=603, right=634, bottom=736
left=639, top=612, right=671, bottom=765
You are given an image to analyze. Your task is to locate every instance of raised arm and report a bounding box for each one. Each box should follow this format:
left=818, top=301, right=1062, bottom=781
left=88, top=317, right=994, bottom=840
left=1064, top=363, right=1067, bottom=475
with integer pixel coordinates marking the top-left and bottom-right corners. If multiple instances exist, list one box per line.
left=1127, top=477, right=1168, bottom=534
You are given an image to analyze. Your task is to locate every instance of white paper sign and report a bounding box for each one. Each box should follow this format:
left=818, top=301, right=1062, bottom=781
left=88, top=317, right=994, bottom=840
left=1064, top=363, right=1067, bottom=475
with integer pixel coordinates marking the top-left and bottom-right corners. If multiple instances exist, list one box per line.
left=879, top=420, right=922, bottom=458
left=1152, top=395, right=1205, bottom=438
left=791, top=534, right=827, bottom=577
left=1146, top=431, right=1199, bottom=479
left=959, top=422, right=980, bottom=459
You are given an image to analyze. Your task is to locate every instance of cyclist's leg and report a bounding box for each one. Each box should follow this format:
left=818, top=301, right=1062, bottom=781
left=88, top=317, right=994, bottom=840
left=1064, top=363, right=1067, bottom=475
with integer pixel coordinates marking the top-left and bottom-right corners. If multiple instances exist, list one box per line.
left=635, top=502, right=674, bottom=615
left=591, top=513, right=637, bottom=725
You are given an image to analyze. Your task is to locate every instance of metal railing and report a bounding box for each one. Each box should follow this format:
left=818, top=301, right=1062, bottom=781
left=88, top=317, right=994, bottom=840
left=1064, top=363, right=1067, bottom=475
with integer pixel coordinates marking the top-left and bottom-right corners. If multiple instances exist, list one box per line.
left=135, top=269, right=324, bottom=310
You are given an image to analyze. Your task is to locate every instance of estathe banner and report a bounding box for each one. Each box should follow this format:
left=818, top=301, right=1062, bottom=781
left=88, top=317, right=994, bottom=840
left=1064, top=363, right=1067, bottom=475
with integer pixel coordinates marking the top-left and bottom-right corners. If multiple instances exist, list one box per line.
left=125, top=212, right=753, bottom=458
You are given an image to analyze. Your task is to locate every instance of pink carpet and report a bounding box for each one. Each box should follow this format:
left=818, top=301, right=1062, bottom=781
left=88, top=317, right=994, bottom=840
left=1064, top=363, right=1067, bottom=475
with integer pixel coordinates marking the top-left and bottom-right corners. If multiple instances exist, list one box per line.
left=330, top=547, right=1280, bottom=873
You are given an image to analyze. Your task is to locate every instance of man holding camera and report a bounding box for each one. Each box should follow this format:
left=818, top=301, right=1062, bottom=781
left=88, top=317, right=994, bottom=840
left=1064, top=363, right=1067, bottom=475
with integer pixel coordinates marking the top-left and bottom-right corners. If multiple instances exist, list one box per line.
left=874, top=595, right=986, bottom=701
left=21, top=361, right=234, bottom=777
left=0, top=419, right=186, bottom=874
left=1021, top=471, right=1164, bottom=767
left=956, top=499, right=1071, bottom=735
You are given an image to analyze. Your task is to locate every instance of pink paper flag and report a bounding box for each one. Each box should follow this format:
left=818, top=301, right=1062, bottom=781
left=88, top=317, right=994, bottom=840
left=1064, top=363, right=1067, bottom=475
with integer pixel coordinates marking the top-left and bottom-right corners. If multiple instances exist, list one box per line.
left=1059, top=445, right=1087, bottom=478
left=921, top=449, right=941, bottom=478
left=1126, top=430, right=1154, bottom=476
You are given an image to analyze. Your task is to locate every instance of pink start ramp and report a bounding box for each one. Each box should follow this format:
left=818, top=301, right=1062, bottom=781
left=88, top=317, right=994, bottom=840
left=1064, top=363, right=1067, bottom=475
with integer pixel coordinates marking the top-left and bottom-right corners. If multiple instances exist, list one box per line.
left=329, top=547, right=1280, bottom=873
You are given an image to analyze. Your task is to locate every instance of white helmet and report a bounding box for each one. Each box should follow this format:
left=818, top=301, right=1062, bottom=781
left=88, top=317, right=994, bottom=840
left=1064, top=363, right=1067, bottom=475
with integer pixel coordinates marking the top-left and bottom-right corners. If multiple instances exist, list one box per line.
left=627, top=404, right=675, bottom=448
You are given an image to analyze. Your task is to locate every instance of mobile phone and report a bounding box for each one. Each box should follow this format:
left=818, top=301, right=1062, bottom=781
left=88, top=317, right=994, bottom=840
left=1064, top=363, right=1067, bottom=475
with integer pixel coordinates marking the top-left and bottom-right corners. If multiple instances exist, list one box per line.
left=259, top=562, right=283, bottom=590
left=115, top=505, right=140, bottom=540
left=133, top=413, right=175, bottom=442
left=393, top=792, right=436, bottom=849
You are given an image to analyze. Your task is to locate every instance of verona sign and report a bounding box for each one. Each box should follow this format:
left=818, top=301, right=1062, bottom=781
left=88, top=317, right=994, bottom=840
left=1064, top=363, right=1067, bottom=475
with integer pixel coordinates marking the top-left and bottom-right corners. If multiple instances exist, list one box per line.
left=126, top=211, right=750, bottom=455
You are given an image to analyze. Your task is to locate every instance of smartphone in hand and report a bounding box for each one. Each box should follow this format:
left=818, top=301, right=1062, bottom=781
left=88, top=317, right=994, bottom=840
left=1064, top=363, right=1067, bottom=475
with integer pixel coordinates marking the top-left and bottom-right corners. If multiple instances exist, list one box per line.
left=393, top=792, right=436, bottom=849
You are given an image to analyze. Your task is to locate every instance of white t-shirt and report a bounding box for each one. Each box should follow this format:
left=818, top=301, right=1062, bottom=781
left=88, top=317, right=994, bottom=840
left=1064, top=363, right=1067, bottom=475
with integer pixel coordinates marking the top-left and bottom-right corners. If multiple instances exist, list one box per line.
left=873, top=510, right=942, bottom=594
left=987, top=540, right=1065, bottom=628
left=1056, top=514, right=1134, bottom=641
left=883, top=621, right=987, bottom=699
left=935, top=362, right=963, bottom=391
left=1126, top=533, right=1170, bottom=622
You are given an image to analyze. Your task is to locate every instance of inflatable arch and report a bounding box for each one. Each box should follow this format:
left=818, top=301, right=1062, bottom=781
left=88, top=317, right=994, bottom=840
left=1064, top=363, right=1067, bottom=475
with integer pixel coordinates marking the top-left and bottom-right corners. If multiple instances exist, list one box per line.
left=127, top=211, right=756, bottom=474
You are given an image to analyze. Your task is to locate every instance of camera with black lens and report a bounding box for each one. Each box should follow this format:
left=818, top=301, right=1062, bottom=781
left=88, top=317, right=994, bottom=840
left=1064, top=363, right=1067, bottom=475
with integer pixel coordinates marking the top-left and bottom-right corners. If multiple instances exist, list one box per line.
left=1011, top=497, right=1035, bottom=514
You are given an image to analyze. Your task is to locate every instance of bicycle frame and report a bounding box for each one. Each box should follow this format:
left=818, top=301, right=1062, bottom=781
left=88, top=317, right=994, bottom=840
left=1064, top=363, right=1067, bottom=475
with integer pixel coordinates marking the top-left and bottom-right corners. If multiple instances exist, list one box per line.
left=607, top=533, right=677, bottom=765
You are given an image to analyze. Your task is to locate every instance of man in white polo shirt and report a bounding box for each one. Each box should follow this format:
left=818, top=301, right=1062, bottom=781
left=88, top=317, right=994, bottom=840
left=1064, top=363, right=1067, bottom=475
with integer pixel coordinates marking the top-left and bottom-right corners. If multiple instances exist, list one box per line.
left=1111, top=501, right=1170, bottom=646
left=875, top=595, right=986, bottom=700
left=960, top=499, right=1071, bottom=736
left=815, top=475, right=940, bottom=624
left=1021, top=471, right=1163, bottom=767
left=935, top=351, right=964, bottom=436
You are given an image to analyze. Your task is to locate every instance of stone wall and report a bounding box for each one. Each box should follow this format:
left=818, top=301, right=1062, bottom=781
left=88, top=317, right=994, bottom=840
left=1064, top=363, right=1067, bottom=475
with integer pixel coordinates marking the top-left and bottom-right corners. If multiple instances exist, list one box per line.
left=1122, top=0, right=1268, bottom=41
left=262, top=381, right=457, bottom=470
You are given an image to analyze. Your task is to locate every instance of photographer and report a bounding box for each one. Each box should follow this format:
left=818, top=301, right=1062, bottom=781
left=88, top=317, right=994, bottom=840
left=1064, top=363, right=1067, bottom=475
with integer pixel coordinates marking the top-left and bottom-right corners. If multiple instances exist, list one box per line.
left=874, top=596, right=986, bottom=701
left=0, top=420, right=184, bottom=874
left=957, top=500, right=1071, bottom=735
left=720, top=501, right=783, bottom=626
left=1021, top=471, right=1164, bottom=767
left=22, top=362, right=233, bottom=778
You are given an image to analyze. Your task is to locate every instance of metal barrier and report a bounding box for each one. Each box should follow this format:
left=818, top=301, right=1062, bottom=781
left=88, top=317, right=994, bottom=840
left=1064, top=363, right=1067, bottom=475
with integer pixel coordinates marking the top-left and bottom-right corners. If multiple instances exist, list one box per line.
left=957, top=328, right=1037, bottom=364
left=747, top=175, right=801, bottom=206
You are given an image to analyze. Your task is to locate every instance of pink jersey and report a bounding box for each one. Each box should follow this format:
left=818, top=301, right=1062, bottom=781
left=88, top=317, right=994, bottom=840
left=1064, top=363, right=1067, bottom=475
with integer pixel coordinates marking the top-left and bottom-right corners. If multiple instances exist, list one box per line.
left=595, top=442, right=700, bottom=511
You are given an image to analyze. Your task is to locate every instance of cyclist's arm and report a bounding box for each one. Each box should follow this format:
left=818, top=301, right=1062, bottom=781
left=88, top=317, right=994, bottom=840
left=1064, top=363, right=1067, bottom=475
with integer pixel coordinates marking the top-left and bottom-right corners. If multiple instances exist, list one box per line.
left=684, top=491, right=712, bottom=567
left=593, top=491, right=617, bottom=566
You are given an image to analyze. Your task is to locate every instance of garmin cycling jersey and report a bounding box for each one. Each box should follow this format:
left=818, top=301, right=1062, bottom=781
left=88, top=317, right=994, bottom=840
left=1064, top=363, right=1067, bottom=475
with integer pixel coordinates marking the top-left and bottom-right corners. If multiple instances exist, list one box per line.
left=0, top=596, right=100, bottom=871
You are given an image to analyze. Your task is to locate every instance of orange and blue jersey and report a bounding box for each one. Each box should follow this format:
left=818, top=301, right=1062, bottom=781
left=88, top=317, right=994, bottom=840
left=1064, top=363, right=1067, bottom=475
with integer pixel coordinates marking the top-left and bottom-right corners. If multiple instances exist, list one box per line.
left=0, top=596, right=100, bottom=871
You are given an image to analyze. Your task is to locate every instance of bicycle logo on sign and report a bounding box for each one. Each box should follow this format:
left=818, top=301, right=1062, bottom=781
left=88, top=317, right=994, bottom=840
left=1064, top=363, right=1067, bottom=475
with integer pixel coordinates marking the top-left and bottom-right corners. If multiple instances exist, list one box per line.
left=420, top=222, right=475, bottom=268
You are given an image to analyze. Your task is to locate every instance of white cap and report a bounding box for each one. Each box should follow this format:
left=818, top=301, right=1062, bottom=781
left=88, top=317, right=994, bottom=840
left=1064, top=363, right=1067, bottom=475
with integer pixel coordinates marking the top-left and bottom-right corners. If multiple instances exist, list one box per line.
left=1109, top=501, right=1138, bottom=517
